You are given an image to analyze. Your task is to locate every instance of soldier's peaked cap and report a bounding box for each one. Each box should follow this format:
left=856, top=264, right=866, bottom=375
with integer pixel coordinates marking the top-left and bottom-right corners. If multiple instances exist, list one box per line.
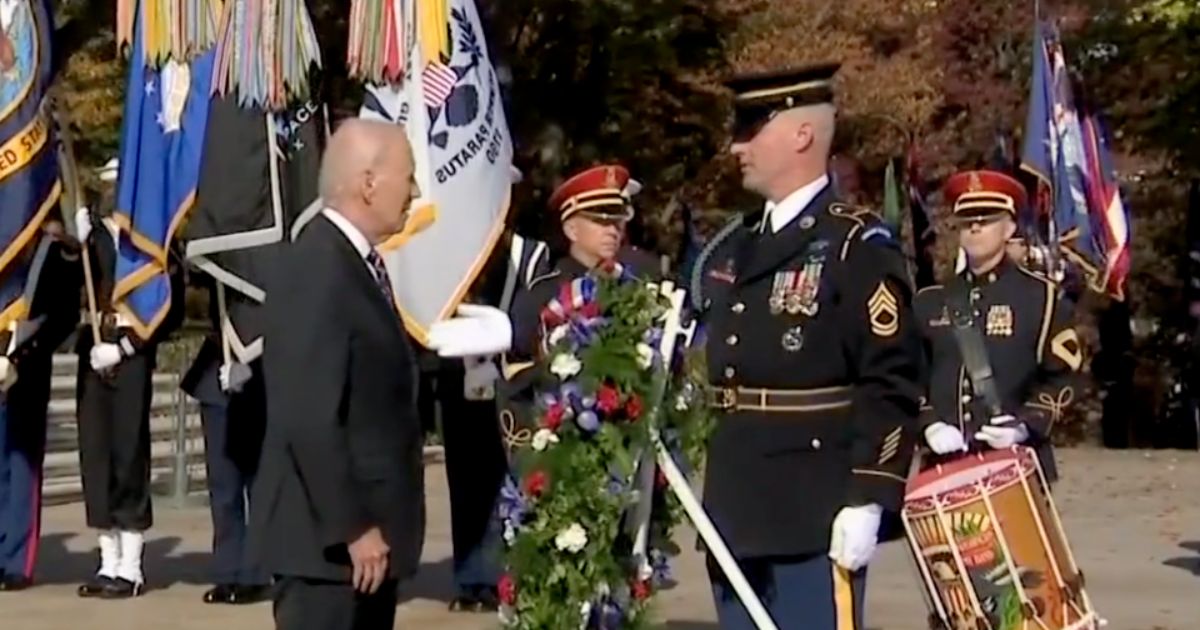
left=724, top=62, right=841, bottom=109
left=725, top=63, right=840, bottom=141
left=548, top=164, right=640, bottom=223
left=943, top=170, right=1028, bottom=218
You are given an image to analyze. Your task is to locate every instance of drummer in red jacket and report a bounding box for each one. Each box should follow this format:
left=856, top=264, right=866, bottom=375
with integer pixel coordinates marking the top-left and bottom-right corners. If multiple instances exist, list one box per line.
left=912, top=170, right=1082, bottom=482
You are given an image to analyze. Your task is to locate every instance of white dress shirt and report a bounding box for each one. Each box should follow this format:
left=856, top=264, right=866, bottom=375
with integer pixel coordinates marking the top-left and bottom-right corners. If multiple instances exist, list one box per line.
left=322, top=208, right=380, bottom=278
left=762, top=174, right=830, bottom=233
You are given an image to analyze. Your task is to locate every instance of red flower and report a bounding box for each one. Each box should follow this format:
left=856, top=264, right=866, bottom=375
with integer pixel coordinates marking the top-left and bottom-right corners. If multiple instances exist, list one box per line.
left=631, top=579, right=651, bottom=601
left=498, top=574, right=516, bottom=605
left=579, top=301, right=601, bottom=319
left=625, top=394, right=643, bottom=421
left=542, top=404, right=565, bottom=431
left=524, top=470, right=548, bottom=497
left=655, top=469, right=668, bottom=489
left=597, top=386, right=621, bottom=414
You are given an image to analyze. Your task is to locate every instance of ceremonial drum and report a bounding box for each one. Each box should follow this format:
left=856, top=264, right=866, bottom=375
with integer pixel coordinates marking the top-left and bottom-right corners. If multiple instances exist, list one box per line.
left=901, top=447, right=1099, bottom=630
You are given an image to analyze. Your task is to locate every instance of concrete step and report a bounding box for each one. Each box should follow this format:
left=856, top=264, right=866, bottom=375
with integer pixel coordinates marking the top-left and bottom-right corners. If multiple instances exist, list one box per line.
left=47, top=391, right=184, bottom=421
left=43, top=412, right=203, bottom=459
left=49, top=373, right=178, bottom=395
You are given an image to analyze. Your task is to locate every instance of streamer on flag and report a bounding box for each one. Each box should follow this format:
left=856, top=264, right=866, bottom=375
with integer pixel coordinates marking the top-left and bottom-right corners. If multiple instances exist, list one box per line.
left=116, top=0, right=223, bottom=66
left=210, top=0, right=322, bottom=111
left=0, top=0, right=62, bottom=335
left=347, top=0, right=407, bottom=83
left=358, top=0, right=514, bottom=345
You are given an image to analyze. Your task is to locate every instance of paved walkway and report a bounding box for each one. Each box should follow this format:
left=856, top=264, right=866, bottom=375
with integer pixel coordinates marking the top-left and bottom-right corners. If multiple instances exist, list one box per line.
left=4, top=448, right=1198, bottom=629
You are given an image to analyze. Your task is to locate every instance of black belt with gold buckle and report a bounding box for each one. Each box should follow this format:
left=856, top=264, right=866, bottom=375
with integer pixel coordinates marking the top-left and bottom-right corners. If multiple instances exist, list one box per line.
left=707, top=385, right=853, bottom=413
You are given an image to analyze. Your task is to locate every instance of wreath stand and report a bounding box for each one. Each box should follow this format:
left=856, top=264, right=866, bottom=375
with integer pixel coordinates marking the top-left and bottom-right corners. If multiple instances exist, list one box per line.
left=626, top=280, right=780, bottom=630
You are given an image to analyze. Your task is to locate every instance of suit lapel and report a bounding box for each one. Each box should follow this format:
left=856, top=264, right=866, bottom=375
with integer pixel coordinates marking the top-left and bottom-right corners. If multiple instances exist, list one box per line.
left=736, top=186, right=836, bottom=286
left=316, top=217, right=407, bottom=339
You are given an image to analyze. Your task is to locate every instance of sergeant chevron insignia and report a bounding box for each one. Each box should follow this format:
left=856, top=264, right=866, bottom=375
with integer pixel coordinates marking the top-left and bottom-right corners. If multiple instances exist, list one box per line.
left=867, top=282, right=899, bottom=337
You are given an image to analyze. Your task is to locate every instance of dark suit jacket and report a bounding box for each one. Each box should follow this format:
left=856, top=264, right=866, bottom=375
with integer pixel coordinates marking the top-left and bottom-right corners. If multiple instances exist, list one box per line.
left=250, top=215, right=425, bottom=582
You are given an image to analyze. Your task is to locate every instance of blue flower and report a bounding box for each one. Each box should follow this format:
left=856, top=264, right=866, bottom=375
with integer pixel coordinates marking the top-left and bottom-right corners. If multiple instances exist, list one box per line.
left=497, top=475, right=528, bottom=531
left=577, top=410, right=600, bottom=433
left=649, top=548, right=674, bottom=587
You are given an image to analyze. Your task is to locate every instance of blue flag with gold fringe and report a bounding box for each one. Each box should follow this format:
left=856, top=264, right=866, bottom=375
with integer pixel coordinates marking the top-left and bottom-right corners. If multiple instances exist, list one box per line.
left=0, top=0, right=60, bottom=334
left=111, top=7, right=214, bottom=339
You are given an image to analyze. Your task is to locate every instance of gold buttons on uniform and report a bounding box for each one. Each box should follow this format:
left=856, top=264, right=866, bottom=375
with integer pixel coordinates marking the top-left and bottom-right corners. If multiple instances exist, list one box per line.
left=724, top=366, right=736, bottom=379
left=963, top=413, right=972, bottom=422
left=811, top=438, right=822, bottom=449
left=727, top=334, right=739, bottom=346
left=961, top=395, right=971, bottom=404
left=732, top=302, right=746, bottom=314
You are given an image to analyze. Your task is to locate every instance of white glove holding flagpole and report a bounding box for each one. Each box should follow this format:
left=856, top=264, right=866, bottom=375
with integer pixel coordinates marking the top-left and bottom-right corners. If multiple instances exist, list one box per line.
left=829, top=503, right=882, bottom=572
left=0, top=357, right=17, bottom=392
left=90, top=343, right=125, bottom=371
left=75, top=206, right=93, bottom=243
left=427, top=304, right=512, bottom=357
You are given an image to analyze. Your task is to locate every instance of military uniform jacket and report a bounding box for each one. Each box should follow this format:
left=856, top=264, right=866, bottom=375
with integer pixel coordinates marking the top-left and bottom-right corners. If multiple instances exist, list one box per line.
left=913, top=260, right=1082, bottom=481
left=696, top=184, right=923, bottom=558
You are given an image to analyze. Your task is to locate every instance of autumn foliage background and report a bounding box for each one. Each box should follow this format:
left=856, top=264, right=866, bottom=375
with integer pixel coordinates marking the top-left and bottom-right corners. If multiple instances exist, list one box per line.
left=49, top=0, right=1200, bottom=447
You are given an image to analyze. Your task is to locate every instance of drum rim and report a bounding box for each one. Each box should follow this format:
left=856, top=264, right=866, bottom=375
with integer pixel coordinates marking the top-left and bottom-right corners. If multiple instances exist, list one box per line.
left=904, top=447, right=1036, bottom=505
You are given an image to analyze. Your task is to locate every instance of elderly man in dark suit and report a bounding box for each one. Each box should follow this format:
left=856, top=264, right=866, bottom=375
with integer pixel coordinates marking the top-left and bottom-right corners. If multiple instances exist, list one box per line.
left=251, top=118, right=424, bottom=630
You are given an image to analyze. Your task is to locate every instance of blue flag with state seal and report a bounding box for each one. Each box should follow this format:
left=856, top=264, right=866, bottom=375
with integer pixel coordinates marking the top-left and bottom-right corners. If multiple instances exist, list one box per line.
left=0, top=0, right=60, bottom=334
left=111, top=5, right=215, bottom=339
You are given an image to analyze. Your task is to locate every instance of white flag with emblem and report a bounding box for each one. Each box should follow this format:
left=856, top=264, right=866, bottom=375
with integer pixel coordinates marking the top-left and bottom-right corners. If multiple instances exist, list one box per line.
left=358, top=0, right=514, bottom=346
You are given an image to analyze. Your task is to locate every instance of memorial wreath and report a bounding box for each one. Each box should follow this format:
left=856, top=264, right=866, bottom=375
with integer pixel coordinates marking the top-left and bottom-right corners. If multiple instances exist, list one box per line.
left=496, top=262, right=713, bottom=629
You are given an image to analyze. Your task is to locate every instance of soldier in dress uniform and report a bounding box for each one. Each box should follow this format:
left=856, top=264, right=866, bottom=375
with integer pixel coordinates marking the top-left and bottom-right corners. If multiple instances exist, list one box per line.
left=179, top=279, right=270, bottom=605
left=72, top=199, right=184, bottom=599
left=915, top=170, right=1082, bottom=481
left=0, top=220, right=82, bottom=591
left=694, top=63, right=924, bottom=629
left=498, top=164, right=645, bottom=450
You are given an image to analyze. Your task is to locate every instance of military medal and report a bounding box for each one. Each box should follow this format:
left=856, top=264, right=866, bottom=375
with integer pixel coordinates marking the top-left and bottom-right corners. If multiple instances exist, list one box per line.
left=769, top=271, right=790, bottom=315
left=781, top=325, right=804, bottom=352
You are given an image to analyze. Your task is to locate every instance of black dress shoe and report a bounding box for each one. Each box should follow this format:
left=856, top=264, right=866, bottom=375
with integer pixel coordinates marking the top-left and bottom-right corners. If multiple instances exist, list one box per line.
left=0, top=575, right=33, bottom=591
left=203, top=584, right=237, bottom=604
left=448, top=593, right=480, bottom=612
left=473, top=587, right=499, bottom=613
left=230, top=584, right=270, bottom=604
left=99, top=577, right=144, bottom=599
left=78, top=575, right=114, bottom=598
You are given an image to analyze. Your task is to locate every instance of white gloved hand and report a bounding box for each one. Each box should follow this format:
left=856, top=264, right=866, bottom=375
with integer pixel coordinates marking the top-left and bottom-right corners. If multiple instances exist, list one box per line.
left=463, top=356, right=500, bottom=401
left=90, top=343, right=124, bottom=371
left=924, top=421, right=968, bottom=455
left=974, top=414, right=1030, bottom=449
left=219, top=361, right=253, bottom=393
left=426, top=304, right=513, bottom=357
left=828, top=503, right=883, bottom=572
left=0, top=357, right=18, bottom=392
left=75, top=207, right=93, bottom=242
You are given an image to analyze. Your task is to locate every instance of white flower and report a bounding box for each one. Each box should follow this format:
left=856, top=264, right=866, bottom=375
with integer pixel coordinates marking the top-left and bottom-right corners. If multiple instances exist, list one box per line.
left=550, top=353, right=582, bottom=380
left=503, top=523, right=517, bottom=544
left=636, top=343, right=655, bottom=370
left=532, top=428, right=560, bottom=452
left=548, top=324, right=569, bottom=346
left=579, top=601, right=593, bottom=629
left=674, top=393, right=690, bottom=411
left=554, top=522, right=589, bottom=553
left=499, top=604, right=517, bottom=624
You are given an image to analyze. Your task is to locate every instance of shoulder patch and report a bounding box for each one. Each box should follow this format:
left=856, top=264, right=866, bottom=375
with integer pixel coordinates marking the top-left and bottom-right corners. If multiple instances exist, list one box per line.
left=867, top=282, right=900, bottom=337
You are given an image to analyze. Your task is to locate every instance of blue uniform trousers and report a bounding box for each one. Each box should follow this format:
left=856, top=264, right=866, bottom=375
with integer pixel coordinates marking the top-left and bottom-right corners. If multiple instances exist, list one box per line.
left=196, top=362, right=268, bottom=586
left=709, top=553, right=866, bottom=630
left=428, top=360, right=507, bottom=594
left=0, top=351, right=52, bottom=579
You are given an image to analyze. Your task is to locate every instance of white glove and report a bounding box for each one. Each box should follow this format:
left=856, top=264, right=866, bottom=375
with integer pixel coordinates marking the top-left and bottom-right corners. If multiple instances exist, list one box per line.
left=90, top=343, right=124, bottom=371
left=463, top=356, right=500, bottom=401
left=75, top=207, right=93, bottom=242
left=828, top=503, right=882, bottom=572
left=0, top=357, right=17, bottom=392
left=924, top=421, right=968, bottom=455
left=219, top=361, right=253, bottom=393
left=974, top=414, right=1030, bottom=449
left=426, top=304, right=513, bottom=357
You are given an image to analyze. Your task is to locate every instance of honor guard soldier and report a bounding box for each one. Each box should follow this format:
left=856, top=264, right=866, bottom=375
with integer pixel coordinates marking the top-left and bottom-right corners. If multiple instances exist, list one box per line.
left=915, top=170, right=1082, bottom=482
left=180, top=278, right=270, bottom=605
left=694, top=63, right=924, bottom=630
left=73, top=200, right=183, bottom=599
left=0, top=220, right=82, bottom=591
